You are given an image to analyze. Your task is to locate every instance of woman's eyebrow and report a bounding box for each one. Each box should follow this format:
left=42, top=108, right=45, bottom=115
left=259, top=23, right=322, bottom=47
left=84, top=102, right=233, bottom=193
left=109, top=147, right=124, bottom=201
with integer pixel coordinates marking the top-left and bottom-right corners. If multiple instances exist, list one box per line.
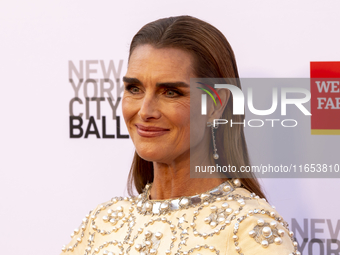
left=156, top=82, right=189, bottom=88
left=123, top=76, right=141, bottom=84
left=123, top=76, right=189, bottom=88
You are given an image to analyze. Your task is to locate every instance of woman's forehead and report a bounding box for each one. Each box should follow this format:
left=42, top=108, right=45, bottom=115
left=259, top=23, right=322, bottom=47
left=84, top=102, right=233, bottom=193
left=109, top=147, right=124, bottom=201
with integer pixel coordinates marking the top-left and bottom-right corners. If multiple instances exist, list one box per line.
left=127, top=45, right=195, bottom=81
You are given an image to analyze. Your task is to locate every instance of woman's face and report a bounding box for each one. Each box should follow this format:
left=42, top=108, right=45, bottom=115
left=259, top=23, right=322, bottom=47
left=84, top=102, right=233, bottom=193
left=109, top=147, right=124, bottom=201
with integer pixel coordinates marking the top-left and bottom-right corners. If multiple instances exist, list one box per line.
left=122, top=44, right=206, bottom=164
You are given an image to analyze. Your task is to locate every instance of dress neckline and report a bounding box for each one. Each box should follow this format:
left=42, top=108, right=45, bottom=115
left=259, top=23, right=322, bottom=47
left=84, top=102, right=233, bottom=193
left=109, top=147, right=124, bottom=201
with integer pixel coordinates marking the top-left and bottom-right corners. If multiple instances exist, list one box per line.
left=135, top=179, right=242, bottom=215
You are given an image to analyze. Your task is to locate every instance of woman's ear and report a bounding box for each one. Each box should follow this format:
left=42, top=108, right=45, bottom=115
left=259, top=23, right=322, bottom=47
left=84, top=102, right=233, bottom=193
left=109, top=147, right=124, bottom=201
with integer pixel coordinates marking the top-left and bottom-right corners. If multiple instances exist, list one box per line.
left=210, top=88, right=230, bottom=119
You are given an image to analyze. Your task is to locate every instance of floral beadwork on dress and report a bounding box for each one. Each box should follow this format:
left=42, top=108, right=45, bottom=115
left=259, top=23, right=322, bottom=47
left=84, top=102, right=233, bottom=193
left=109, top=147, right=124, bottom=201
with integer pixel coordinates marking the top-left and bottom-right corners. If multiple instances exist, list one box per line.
left=60, top=179, right=300, bottom=255
left=249, top=220, right=283, bottom=247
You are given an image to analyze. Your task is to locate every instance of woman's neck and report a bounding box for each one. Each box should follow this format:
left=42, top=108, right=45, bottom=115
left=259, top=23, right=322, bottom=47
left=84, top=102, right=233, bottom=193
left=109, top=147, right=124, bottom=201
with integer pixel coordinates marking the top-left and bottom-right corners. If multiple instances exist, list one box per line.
left=149, top=151, right=228, bottom=200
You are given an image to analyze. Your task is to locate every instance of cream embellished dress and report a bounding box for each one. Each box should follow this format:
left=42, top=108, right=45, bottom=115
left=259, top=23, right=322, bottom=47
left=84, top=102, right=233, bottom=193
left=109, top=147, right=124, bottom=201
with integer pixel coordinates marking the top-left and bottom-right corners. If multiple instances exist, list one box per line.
left=60, top=179, right=299, bottom=255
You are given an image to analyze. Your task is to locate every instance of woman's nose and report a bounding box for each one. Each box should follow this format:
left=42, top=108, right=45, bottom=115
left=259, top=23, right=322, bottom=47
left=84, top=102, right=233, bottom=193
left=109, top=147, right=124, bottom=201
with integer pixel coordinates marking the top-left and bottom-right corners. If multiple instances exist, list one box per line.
left=138, top=94, right=161, bottom=121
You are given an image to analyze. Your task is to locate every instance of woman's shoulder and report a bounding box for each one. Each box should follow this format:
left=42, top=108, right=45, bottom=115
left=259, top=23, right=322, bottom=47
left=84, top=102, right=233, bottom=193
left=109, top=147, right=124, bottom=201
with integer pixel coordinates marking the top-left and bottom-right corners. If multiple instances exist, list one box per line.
left=60, top=196, right=137, bottom=254
left=222, top=187, right=299, bottom=255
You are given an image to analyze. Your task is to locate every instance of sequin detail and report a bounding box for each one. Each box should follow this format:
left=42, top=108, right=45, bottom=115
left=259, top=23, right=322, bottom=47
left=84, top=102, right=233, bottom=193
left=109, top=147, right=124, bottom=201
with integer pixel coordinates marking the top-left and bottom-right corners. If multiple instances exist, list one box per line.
left=61, top=179, right=299, bottom=255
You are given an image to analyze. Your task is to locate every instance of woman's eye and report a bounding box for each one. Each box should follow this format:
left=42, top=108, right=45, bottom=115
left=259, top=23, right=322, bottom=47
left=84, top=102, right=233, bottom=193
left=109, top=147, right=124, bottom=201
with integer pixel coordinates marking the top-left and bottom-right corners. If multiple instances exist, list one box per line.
left=125, top=85, right=141, bottom=94
left=165, top=89, right=182, bottom=97
left=166, top=90, right=175, bottom=96
left=131, top=87, right=140, bottom=93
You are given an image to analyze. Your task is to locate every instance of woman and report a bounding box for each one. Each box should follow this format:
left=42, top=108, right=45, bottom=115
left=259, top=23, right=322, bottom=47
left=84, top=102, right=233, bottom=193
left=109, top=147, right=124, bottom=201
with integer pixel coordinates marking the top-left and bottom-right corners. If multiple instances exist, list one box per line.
left=61, top=16, right=299, bottom=255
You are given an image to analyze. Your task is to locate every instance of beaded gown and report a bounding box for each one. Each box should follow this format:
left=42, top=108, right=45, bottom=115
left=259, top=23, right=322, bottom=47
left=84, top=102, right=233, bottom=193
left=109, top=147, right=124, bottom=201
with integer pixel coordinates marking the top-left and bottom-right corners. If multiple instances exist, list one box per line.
left=60, top=179, right=299, bottom=255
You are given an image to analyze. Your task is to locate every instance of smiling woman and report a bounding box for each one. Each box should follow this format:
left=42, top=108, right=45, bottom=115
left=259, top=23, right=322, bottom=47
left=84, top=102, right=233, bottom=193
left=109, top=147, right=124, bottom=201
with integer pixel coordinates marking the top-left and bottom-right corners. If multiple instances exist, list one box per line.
left=60, top=15, right=299, bottom=255
left=123, top=45, right=192, bottom=167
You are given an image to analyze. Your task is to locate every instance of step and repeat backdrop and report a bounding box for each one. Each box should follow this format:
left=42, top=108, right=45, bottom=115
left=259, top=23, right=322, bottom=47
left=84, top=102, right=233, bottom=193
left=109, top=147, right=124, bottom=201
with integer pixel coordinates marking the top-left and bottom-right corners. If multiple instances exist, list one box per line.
left=1, top=1, right=340, bottom=254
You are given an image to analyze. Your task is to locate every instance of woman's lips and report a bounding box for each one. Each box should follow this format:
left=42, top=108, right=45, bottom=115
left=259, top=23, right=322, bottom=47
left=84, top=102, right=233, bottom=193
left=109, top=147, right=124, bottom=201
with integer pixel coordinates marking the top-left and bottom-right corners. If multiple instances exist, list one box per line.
left=135, top=124, right=170, bottom=137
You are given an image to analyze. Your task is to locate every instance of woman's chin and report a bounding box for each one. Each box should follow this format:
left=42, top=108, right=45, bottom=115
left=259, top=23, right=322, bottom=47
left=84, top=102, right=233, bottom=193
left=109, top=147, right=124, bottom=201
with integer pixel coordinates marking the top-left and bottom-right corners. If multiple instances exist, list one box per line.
left=136, top=150, right=165, bottom=163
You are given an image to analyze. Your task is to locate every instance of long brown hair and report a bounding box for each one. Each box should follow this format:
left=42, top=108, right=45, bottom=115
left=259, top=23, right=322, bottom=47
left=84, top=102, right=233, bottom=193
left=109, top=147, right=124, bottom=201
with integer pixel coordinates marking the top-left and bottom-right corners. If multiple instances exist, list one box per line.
left=126, top=15, right=266, bottom=199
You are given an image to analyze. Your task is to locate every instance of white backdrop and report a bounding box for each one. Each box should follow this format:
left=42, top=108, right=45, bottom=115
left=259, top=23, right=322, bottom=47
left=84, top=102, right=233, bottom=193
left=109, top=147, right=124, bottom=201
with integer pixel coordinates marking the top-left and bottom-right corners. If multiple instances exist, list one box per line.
left=1, top=1, right=340, bottom=254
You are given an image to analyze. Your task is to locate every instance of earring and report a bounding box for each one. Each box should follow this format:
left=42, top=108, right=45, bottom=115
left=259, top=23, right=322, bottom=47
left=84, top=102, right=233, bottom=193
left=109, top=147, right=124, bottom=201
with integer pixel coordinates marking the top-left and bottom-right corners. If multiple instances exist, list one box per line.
left=207, top=121, right=219, bottom=160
